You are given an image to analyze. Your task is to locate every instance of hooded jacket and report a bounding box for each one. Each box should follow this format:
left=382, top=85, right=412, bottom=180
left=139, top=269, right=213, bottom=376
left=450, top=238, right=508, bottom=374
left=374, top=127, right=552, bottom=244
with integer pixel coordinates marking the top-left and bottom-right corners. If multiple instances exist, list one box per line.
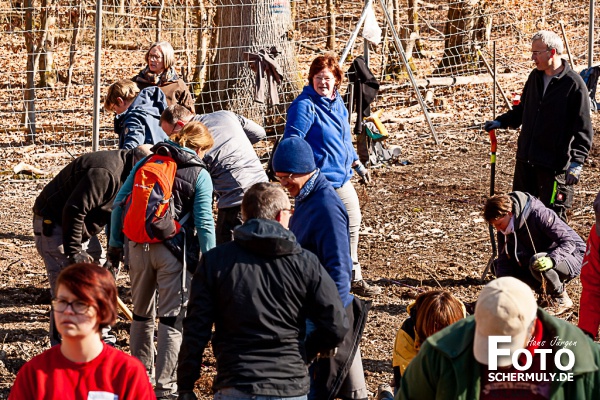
left=177, top=218, right=348, bottom=396
left=33, top=149, right=137, bottom=259
left=290, top=172, right=353, bottom=307
left=194, top=111, right=268, bottom=209
left=399, top=309, right=600, bottom=400
left=114, top=86, right=168, bottom=150
left=496, top=59, right=593, bottom=171
left=496, top=191, right=585, bottom=278
left=284, top=85, right=359, bottom=188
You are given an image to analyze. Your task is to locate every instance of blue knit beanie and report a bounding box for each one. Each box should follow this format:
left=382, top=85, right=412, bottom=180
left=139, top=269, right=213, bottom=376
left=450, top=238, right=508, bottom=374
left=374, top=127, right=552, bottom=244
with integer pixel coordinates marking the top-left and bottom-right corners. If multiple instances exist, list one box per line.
left=272, top=137, right=316, bottom=174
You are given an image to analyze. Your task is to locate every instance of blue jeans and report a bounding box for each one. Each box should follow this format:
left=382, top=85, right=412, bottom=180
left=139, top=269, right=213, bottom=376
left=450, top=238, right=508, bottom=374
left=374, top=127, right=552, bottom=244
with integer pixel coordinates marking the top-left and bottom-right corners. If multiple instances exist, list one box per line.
left=214, top=387, right=307, bottom=400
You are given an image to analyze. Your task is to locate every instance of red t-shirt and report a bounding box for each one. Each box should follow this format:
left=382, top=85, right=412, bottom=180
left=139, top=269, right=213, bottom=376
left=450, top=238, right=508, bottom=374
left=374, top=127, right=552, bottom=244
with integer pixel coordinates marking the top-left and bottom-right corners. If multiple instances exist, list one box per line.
left=8, top=343, right=156, bottom=400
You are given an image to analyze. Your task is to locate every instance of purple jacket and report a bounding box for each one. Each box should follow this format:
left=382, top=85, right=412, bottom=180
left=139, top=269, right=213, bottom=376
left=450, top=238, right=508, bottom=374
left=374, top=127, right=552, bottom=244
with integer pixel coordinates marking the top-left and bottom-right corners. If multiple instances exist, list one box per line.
left=496, top=191, right=585, bottom=278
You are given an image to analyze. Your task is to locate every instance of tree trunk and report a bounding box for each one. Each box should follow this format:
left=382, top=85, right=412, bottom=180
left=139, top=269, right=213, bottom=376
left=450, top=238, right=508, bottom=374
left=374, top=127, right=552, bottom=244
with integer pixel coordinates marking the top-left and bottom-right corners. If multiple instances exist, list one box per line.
left=435, top=0, right=484, bottom=75
left=192, top=0, right=213, bottom=98
left=38, top=0, right=57, bottom=88
left=326, top=0, right=335, bottom=50
left=407, top=0, right=423, bottom=57
left=198, top=0, right=301, bottom=130
left=24, top=0, right=36, bottom=141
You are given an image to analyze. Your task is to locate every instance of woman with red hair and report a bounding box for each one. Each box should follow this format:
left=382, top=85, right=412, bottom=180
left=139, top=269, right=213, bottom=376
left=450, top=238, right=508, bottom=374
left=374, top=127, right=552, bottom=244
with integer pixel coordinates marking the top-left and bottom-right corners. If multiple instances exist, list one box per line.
left=9, top=263, right=155, bottom=400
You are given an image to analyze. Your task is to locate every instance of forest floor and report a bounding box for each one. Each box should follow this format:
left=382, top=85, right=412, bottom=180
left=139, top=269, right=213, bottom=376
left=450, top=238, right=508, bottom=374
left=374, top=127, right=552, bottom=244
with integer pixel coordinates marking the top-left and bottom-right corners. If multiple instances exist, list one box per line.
left=1, top=111, right=600, bottom=398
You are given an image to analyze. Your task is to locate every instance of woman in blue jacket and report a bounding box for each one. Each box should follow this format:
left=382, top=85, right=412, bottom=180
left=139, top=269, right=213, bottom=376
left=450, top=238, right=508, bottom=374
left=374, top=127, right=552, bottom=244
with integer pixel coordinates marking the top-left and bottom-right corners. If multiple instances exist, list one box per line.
left=283, top=54, right=380, bottom=297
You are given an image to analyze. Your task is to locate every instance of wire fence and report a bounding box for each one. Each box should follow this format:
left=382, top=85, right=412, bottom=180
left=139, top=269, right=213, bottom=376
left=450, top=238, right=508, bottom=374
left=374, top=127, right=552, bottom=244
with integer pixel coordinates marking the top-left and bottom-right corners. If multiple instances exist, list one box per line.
left=0, top=0, right=596, bottom=170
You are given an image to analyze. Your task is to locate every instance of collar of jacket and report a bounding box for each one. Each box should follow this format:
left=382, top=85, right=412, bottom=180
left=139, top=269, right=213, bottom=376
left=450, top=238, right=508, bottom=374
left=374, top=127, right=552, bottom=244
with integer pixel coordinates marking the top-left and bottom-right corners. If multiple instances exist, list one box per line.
left=535, top=58, right=571, bottom=81
left=233, top=218, right=302, bottom=257
left=303, top=84, right=340, bottom=110
left=509, top=191, right=534, bottom=229
left=426, top=309, right=598, bottom=378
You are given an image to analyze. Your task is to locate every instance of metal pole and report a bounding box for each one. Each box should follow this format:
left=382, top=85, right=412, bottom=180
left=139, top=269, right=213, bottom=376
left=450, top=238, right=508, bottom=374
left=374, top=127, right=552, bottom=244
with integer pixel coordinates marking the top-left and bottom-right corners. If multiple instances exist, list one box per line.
left=92, top=0, right=103, bottom=152
left=493, top=42, right=496, bottom=120
left=363, top=0, right=369, bottom=67
left=589, top=0, right=595, bottom=68
left=339, top=0, right=372, bottom=67
left=378, top=0, right=438, bottom=144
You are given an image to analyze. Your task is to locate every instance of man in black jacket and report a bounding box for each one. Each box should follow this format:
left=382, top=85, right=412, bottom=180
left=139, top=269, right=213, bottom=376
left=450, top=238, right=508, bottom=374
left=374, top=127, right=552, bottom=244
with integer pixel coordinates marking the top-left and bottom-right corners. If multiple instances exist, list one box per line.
left=177, top=182, right=348, bottom=400
left=485, top=30, right=593, bottom=222
left=33, top=146, right=151, bottom=345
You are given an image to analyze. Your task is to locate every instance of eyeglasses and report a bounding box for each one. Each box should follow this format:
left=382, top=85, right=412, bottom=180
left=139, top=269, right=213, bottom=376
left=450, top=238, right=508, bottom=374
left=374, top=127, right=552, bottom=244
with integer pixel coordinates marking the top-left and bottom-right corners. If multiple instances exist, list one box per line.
left=314, top=75, right=335, bottom=83
left=531, top=49, right=551, bottom=56
left=170, top=121, right=184, bottom=135
left=52, top=298, right=91, bottom=314
left=274, top=173, right=298, bottom=182
left=148, top=54, right=163, bottom=61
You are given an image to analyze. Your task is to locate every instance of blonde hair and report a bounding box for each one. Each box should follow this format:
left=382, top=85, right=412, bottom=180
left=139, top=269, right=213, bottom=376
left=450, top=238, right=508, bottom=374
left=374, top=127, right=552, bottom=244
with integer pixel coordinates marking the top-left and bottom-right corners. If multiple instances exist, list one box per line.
left=171, top=121, right=213, bottom=153
left=145, top=41, right=176, bottom=70
left=413, top=290, right=465, bottom=348
left=104, top=79, right=139, bottom=110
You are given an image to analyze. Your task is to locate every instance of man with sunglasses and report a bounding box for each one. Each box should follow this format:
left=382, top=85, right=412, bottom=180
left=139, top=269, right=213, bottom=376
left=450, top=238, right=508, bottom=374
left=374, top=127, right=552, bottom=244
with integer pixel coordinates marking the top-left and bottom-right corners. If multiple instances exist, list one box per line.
left=484, top=30, right=593, bottom=222
left=160, top=105, right=268, bottom=244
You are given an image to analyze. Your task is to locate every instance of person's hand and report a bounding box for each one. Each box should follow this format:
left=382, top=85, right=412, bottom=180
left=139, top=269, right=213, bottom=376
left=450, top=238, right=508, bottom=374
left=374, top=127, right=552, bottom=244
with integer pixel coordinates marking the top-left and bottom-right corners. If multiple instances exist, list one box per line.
left=69, top=250, right=94, bottom=265
left=104, top=246, right=123, bottom=276
left=566, top=162, right=583, bottom=185
left=484, top=120, right=501, bottom=132
left=532, top=256, right=554, bottom=272
left=353, top=161, right=371, bottom=184
left=178, top=392, right=198, bottom=400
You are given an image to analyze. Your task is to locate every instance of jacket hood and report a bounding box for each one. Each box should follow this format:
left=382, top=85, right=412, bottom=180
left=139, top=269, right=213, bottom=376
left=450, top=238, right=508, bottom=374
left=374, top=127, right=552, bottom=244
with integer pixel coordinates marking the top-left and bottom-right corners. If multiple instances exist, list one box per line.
left=151, top=141, right=205, bottom=168
left=510, top=191, right=534, bottom=229
left=128, top=86, right=167, bottom=118
left=233, top=219, right=302, bottom=257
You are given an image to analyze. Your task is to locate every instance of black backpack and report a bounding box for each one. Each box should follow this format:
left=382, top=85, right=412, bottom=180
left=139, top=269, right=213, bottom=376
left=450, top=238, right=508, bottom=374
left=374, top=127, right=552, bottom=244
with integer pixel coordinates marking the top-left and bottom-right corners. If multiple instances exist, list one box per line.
left=579, top=66, right=600, bottom=111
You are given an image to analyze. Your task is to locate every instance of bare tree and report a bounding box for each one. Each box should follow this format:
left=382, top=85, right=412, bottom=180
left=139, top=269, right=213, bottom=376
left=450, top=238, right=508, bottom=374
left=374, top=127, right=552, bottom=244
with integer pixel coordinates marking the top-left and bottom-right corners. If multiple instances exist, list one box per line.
left=196, top=0, right=302, bottom=127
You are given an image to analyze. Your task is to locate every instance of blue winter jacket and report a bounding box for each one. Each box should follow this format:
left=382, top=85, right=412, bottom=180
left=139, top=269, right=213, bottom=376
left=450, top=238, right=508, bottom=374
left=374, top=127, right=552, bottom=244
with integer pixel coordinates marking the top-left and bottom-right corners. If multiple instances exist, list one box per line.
left=284, top=85, right=358, bottom=189
left=290, top=172, right=353, bottom=307
left=115, top=86, right=168, bottom=150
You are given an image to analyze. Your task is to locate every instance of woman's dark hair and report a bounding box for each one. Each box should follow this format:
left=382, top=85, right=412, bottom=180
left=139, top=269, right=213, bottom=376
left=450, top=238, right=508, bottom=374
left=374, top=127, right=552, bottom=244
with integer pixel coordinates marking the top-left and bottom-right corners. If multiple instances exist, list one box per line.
left=307, top=54, right=343, bottom=90
left=483, top=194, right=513, bottom=222
left=414, top=290, right=465, bottom=347
left=56, top=263, right=117, bottom=330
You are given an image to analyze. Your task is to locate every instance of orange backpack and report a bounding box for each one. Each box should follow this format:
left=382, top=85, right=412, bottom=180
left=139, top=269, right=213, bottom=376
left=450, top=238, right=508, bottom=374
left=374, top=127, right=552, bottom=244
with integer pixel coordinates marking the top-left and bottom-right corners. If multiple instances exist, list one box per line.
left=122, top=153, right=181, bottom=243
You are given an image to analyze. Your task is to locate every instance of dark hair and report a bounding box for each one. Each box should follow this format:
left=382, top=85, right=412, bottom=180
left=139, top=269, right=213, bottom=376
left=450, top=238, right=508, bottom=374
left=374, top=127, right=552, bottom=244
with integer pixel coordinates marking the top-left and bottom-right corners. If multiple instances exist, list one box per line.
left=242, top=182, right=290, bottom=221
left=55, top=263, right=117, bottom=330
left=413, top=290, right=465, bottom=347
left=307, top=54, right=343, bottom=90
left=483, top=194, right=513, bottom=222
left=160, top=104, right=194, bottom=126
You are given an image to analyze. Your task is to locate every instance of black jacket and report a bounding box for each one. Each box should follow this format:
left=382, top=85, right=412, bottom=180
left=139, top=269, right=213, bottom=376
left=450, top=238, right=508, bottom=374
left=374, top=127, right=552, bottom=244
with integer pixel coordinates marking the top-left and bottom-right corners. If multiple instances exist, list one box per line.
left=496, top=191, right=585, bottom=278
left=33, top=149, right=137, bottom=259
left=178, top=218, right=349, bottom=396
left=496, top=60, right=593, bottom=171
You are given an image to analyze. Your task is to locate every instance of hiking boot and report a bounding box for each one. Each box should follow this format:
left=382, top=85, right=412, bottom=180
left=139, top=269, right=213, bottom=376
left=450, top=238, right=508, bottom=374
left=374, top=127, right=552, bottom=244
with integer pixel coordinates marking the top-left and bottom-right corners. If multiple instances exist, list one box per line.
left=549, top=291, right=573, bottom=315
left=351, top=280, right=382, bottom=297
left=377, top=383, right=394, bottom=399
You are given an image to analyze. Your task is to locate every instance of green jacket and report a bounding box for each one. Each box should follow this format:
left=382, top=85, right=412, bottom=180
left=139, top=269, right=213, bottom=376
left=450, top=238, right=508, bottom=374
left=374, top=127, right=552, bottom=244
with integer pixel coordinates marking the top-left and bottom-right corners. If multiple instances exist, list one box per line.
left=398, top=309, right=600, bottom=400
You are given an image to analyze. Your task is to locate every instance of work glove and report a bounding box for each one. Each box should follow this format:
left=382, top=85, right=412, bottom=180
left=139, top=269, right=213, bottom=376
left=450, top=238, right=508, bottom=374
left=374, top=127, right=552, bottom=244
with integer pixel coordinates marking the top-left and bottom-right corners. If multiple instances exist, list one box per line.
left=69, top=250, right=94, bottom=265
left=353, top=161, right=371, bottom=184
left=484, top=120, right=501, bottom=132
left=566, top=162, right=583, bottom=185
left=104, top=246, right=123, bottom=279
left=531, top=255, right=554, bottom=272
left=178, top=392, right=198, bottom=400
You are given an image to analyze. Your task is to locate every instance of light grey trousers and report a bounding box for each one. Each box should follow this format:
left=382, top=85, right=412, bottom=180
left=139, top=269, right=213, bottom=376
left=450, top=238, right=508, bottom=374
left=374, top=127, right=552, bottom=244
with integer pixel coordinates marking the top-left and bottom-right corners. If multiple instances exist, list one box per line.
left=335, top=181, right=363, bottom=281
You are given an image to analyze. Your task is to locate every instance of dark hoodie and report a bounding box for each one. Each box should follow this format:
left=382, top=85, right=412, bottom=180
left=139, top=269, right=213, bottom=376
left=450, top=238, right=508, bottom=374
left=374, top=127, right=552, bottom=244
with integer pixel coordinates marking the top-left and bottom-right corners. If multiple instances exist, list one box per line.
left=114, top=86, right=168, bottom=149
left=33, top=149, right=138, bottom=259
left=178, top=218, right=348, bottom=396
left=496, top=191, right=585, bottom=278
